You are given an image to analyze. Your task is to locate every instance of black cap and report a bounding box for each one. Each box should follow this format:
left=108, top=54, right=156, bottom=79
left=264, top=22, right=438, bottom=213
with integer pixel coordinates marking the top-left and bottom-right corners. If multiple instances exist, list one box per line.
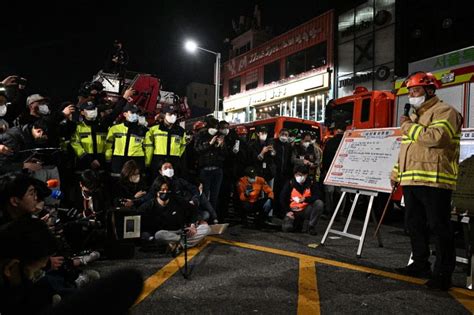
left=123, top=103, right=139, bottom=113
left=257, top=126, right=268, bottom=133
left=162, top=104, right=178, bottom=114
left=245, top=166, right=257, bottom=177
left=80, top=101, right=97, bottom=110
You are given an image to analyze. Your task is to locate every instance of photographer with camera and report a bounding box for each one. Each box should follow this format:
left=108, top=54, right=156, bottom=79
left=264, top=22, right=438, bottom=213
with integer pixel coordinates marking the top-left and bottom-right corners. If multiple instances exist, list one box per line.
left=0, top=75, right=28, bottom=129
left=248, top=126, right=276, bottom=187
left=104, top=40, right=129, bottom=75
left=138, top=176, right=210, bottom=254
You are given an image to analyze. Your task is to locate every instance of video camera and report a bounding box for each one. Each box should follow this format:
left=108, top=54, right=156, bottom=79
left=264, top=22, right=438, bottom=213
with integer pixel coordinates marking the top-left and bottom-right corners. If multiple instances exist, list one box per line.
left=78, top=81, right=105, bottom=98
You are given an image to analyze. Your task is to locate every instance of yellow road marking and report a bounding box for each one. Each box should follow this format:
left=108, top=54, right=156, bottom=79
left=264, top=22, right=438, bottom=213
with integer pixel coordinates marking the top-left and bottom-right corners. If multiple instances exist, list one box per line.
left=136, top=236, right=474, bottom=314
left=208, top=237, right=474, bottom=299
left=450, top=289, right=474, bottom=313
left=298, top=259, right=320, bottom=315
left=134, top=240, right=210, bottom=305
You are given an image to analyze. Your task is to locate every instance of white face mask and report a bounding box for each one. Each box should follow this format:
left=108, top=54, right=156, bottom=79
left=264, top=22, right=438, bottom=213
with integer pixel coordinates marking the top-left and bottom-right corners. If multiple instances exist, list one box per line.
left=138, top=116, right=148, bottom=127
left=219, top=129, right=229, bottom=136
left=127, top=113, right=139, bottom=123
left=279, top=136, right=288, bottom=143
left=295, top=175, right=306, bottom=184
left=311, top=140, right=316, bottom=144
left=208, top=128, right=218, bottom=136
left=165, top=114, right=177, bottom=124
left=248, top=177, right=256, bottom=183
left=259, top=134, right=268, bottom=141
left=409, top=96, right=426, bottom=108
left=130, top=174, right=140, bottom=183
left=302, top=142, right=310, bottom=148
left=162, top=168, right=174, bottom=178
left=38, top=104, right=50, bottom=115
left=84, top=108, right=98, bottom=120
left=0, top=105, right=7, bottom=117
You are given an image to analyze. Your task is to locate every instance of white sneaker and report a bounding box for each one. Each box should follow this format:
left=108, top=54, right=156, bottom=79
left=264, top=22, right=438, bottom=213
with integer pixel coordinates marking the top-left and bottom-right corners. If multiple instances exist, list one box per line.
left=75, top=269, right=101, bottom=288
left=76, top=251, right=101, bottom=266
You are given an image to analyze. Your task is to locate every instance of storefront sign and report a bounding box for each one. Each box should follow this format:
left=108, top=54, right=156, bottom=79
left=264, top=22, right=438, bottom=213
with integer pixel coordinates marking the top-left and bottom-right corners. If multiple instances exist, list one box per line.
left=224, top=11, right=332, bottom=78
left=224, top=71, right=329, bottom=112
left=409, top=46, right=474, bottom=73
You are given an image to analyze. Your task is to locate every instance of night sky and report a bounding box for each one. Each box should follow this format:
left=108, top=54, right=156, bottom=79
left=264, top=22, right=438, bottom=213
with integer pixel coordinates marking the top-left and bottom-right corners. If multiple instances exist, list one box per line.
left=0, top=0, right=350, bottom=104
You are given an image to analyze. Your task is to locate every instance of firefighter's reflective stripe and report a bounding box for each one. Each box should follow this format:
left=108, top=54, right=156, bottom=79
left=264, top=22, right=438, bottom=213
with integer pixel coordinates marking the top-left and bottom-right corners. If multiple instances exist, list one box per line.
left=144, top=126, right=186, bottom=166
left=289, top=187, right=311, bottom=212
left=105, top=124, right=146, bottom=162
left=429, top=119, right=456, bottom=138
left=71, top=123, right=107, bottom=158
left=399, top=169, right=457, bottom=185
left=407, top=124, right=423, bottom=141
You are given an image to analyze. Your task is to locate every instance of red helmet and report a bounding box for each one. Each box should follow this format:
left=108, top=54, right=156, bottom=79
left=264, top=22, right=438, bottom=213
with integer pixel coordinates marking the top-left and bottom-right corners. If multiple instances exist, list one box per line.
left=235, top=125, right=248, bottom=135
left=193, top=120, right=206, bottom=131
left=404, top=72, right=440, bottom=89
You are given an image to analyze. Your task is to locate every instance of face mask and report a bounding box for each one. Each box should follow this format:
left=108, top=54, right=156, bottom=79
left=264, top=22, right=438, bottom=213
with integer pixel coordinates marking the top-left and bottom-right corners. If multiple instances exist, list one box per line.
left=279, top=136, right=288, bottom=143
left=311, top=140, right=316, bottom=144
left=38, top=104, right=50, bottom=115
left=127, top=113, right=138, bottom=123
left=0, top=105, right=6, bottom=117
left=409, top=96, right=426, bottom=108
left=158, top=192, right=170, bottom=201
left=259, top=134, right=267, bottom=141
left=219, top=129, right=229, bottom=136
left=165, top=114, right=177, bottom=124
left=162, top=168, right=174, bottom=178
left=84, top=109, right=98, bottom=120
left=138, top=116, right=147, bottom=127
left=248, top=177, right=256, bottom=183
left=130, top=174, right=140, bottom=183
left=208, top=128, right=218, bottom=136
left=302, top=142, right=310, bottom=148
left=295, top=175, right=306, bottom=184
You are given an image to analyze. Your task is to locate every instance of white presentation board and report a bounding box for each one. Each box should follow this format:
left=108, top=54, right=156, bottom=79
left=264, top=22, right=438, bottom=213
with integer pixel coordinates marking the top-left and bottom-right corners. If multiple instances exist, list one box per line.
left=324, top=128, right=402, bottom=193
left=453, top=128, right=474, bottom=213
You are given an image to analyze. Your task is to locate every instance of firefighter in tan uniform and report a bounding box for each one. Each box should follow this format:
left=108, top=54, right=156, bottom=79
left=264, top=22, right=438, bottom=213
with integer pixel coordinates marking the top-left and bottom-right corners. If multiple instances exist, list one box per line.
left=391, top=72, right=463, bottom=291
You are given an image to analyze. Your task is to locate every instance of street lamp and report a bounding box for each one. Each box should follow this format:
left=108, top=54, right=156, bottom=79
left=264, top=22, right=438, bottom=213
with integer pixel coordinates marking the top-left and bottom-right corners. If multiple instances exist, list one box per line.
left=184, top=39, right=221, bottom=118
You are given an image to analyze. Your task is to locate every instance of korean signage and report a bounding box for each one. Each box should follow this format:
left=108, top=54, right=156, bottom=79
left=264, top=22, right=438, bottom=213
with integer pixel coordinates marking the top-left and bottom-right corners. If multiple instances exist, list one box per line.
left=223, top=71, right=329, bottom=112
left=224, top=11, right=333, bottom=78
left=409, top=46, right=474, bottom=73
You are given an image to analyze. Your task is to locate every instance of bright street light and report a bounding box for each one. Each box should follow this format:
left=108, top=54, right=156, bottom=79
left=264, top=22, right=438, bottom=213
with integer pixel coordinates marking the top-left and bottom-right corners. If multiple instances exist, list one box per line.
left=184, top=39, right=221, bottom=118
left=184, top=40, right=197, bottom=53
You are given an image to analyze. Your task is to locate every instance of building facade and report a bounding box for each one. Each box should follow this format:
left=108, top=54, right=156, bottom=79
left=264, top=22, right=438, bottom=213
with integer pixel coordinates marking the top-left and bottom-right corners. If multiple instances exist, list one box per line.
left=186, top=82, right=215, bottom=111
left=336, top=0, right=396, bottom=98
left=222, top=11, right=334, bottom=123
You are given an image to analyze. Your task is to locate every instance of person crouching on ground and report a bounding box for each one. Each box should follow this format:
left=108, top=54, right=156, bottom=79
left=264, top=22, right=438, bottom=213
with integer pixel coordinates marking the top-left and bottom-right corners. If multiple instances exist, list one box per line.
left=138, top=177, right=210, bottom=253
left=280, top=165, right=324, bottom=235
left=237, top=166, right=274, bottom=228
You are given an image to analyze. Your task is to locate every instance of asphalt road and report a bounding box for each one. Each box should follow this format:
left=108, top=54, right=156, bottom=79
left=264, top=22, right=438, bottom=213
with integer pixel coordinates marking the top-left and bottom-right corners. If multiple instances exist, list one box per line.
left=91, top=216, right=474, bottom=314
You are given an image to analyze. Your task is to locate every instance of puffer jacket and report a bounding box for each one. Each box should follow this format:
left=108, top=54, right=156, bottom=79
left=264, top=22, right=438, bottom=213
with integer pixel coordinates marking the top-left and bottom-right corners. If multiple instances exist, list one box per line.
left=391, top=96, right=462, bottom=190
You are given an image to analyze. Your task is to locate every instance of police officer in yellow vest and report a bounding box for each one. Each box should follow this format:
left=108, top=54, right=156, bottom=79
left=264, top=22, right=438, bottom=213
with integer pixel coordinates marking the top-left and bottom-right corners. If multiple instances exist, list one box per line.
left=145, top=104, right=186, bottom=176
left=106, top=104, right=150, bottom=175
left=391, top=72, right=463, bottom=291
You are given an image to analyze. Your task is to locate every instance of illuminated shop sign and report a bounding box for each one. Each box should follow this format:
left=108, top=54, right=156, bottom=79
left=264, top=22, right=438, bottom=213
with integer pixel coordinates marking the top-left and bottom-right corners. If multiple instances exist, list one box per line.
left=224, top=72, right=329, bottom=111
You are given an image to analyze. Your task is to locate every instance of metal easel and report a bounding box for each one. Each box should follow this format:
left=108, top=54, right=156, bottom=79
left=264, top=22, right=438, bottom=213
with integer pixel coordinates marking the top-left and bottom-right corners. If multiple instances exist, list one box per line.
left=321, top=187, right=383, bottom=258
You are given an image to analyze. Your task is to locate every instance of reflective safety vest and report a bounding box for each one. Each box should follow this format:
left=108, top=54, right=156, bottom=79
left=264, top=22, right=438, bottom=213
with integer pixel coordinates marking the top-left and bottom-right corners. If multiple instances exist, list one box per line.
left=391, top=96, right=462, bottom=190
left=105, top=123, right=149, bottom=162
left=144, top=123, right=186, bottom=166
left=289, top=187, right=311, bottom=211
left=71, top=122, right=107, bottom=158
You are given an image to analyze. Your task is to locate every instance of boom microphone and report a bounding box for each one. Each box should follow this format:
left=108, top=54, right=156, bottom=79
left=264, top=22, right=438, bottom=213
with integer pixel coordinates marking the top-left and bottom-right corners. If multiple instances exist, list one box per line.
left=404, top=103, right=411, bottom=117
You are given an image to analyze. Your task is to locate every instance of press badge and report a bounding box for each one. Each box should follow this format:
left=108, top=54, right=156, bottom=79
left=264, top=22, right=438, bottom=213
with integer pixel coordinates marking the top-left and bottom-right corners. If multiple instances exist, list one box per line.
left=262, top=162, right=266, bottom=169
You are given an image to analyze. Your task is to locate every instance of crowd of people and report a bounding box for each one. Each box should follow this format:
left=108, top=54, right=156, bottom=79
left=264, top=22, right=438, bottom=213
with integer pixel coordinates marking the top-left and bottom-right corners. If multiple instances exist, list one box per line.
left=0, top=72, right=346, bottom=314
left=0, top=66, right=460, bottom=312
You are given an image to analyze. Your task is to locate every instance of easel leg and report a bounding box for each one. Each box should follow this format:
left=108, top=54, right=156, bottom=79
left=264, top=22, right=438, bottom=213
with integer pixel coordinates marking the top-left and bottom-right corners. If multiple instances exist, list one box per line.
left=321, top=191, right=347, bottom=245
left=183, top=233, right=189, bottom=279
left=357, top=195, right=375, bottom=258
left=371, top=210, right=383, bottom=248
left=343, top=193, right=360, bottom=233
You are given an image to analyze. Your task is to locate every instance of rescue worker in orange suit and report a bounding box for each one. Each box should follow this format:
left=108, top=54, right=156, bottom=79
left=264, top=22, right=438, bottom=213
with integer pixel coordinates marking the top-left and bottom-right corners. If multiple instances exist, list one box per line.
left=237, top=166, right=274, bottom=228
left=391, top=71, right=463, bottom=291
left=280, top=165, right=324, bottom=235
